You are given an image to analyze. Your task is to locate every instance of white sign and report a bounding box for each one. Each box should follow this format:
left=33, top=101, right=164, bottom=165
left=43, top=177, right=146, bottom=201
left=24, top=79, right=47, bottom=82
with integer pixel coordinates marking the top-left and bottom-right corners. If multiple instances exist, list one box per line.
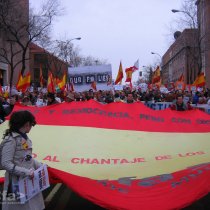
left=68, top=64, right=112, bottom=92
left=114, top=85, right=123, bottom=91
left=159, top=86, right=169, bottom=93
left=18, top=164, right=50, bottom=204
left=144, top=102, right=172, bottom=110
left=192, top=104, right=210, bottom=114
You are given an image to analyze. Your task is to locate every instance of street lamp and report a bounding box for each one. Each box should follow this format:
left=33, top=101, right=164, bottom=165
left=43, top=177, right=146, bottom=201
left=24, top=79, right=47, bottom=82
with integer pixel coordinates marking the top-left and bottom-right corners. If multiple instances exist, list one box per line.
left=151, top=52, right=161, bottom=59
left=171, top=9, right=196, bottom=28
left=55, top=37, right=81, bottom=46
left=69, top=37, right=81, bottom=41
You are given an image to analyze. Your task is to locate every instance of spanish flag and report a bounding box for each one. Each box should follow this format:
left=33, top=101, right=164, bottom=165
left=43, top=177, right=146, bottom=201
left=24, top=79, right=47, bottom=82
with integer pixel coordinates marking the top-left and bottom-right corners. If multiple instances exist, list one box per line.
left=57, top=71, right=67, bottom=91
left=125, top=67, right=133, bottom=83
left=16, top=72, right=31, bottom=92
left=47, top=72, right=55, bottom=93
left=0, top=102, right=210, bottom=210
left=192, top=72, right=205, bottom=87
left=40, top=65, right=45, bottom=87
left=152, top=66, right=161, bottom=84
left=114, top=62, right=124, bottom=85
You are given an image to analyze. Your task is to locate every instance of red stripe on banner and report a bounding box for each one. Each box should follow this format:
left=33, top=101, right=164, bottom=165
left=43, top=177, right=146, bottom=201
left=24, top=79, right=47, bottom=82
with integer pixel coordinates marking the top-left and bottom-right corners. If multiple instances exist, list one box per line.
left=1, top=164, right=210, bottom=210
left=9, top=100, right=210, bottom=133
left=47, top=163, right=210, bottom=210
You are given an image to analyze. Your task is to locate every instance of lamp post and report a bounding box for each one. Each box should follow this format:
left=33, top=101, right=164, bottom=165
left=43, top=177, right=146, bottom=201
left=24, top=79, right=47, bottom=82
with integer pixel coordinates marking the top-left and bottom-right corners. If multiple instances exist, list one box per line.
left=151, top=52, right=162, bottom=68
left=57, top=37, right=81, bottom=45
left=69, top=37, right=81, bottom=42
left=171, top=9, right=196, bottom=29
left=55, top=37, right=81, bottom=67
left=151, top=52, right=161, bottom=59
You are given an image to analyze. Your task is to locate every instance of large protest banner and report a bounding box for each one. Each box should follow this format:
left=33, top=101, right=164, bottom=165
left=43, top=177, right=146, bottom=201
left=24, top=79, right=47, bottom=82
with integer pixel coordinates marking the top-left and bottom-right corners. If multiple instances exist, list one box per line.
left=68, top=64, right=112, bottom=91
left=0, top=101, right=210, bottom=210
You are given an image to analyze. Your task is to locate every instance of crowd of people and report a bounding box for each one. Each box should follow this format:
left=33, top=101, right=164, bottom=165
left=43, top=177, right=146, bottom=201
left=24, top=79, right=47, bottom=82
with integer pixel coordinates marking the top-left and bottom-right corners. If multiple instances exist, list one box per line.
left=0, top=86, right=210, bottom=122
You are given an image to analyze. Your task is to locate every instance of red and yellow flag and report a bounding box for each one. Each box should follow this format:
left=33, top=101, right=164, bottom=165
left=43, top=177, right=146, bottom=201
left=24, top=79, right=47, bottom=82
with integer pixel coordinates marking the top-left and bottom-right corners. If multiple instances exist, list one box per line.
left=16, top=72, right=31, bottom=92
left=47, top=72, right=55, bottom=93
left=40, top=65, right=45, bottom=87
left=152, top=66, right=161, bottom=84
left=192, top=72, right=205, bottom=87
left=1, top=102, right=210, bottom=210
left=114, top=62, right=124, bottom=85
left=57, top=71, right=67, bottom=91
left=125, top=67, right=133, bottom=83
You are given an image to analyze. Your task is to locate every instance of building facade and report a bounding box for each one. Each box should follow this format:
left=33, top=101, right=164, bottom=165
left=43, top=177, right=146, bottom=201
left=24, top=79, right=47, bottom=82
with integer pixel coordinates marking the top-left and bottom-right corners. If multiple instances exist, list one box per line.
left=29, top=43, right=68, bottom=87
left=0, top=0, right=30, bottom=86
left=0, top=0, right=67, bottom=88
left=161, top=29, right=200, bottom=85
left=196, top=0, right=210, bottom=89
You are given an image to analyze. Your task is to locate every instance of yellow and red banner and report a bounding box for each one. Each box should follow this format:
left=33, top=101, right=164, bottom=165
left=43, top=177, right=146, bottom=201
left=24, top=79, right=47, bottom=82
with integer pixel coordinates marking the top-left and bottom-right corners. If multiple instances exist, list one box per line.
left=16, top=72, right=31, bottom=92
left=152, top=66, right=161, bottom=84
left=115, top=62, right=124, bottom=85
left=125, top=67, right=133, bottom=82
left=40, top=65, right=45, bottom=87
left=0, top=101, right=210, bottom=210
left=57, top=72, right=67, bottom=91
left=47, top=72, right=55, bottom=93
left=193, top=72, right=205, bottom=87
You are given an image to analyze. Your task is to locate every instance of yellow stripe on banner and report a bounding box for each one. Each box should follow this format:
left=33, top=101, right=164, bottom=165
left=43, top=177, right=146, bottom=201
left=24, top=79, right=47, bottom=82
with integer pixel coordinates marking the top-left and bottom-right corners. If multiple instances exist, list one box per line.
left=0, top=123, right=210, bottom=180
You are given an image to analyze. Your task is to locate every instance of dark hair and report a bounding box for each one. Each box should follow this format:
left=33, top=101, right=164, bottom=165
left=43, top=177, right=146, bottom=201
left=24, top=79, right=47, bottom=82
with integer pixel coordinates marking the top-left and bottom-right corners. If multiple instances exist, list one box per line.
left=47, top=92, right=55, bottom=100
left=176, top=94, right=183, bottom=99
left=114, top=93, right=120, bottom=98
left=3, top=110, right=36, bottom=138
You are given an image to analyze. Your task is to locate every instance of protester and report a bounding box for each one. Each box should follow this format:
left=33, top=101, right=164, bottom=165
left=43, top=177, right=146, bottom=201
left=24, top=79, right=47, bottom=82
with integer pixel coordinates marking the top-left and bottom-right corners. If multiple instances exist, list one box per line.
left=170, top=94, right=193, bottom=111
left=21, top=96, right=32, bottom=106
left=126, top=93, right=135, bottom=103
left=0, top=110, right=45, bottom=210
left=46, top=92, right=59, bottom=106
left=114, top=93, right=124, bottom=102
left=1, top=84, right=210, bottom=113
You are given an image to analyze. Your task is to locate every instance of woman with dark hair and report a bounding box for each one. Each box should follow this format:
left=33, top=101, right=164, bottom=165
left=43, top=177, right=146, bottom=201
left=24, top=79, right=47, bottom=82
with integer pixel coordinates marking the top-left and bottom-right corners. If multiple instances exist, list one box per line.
left=1, top=110, right=45, bottom=210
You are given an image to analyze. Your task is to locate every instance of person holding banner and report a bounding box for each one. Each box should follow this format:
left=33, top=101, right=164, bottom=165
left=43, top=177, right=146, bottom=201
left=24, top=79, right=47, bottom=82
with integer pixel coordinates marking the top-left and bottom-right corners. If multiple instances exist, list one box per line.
left=170, top=94, right=193, bottom=111
left=1, top=110, right=45, bottom=210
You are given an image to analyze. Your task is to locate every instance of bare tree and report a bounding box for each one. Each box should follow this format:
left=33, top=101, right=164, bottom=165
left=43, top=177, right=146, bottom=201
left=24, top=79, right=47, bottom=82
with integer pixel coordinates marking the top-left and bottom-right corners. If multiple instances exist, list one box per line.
left=44, top=38, right=107, bottom=70
left=0, top=0, right=62, bottom=86
left=81, top=55, right=107, bottom=67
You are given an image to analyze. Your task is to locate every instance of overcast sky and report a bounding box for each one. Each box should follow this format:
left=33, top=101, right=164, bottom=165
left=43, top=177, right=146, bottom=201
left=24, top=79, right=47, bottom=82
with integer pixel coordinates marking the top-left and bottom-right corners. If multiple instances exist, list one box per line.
left=31, top=0, right=183, bottom=81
